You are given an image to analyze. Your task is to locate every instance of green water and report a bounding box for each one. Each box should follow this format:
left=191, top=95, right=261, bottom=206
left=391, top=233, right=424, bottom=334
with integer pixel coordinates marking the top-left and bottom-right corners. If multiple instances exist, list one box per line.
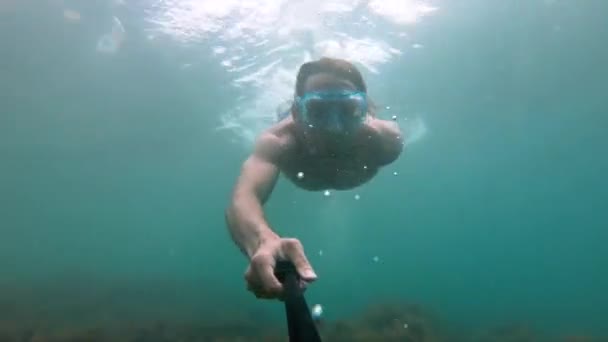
left=1, top=0, right=607, bottom=339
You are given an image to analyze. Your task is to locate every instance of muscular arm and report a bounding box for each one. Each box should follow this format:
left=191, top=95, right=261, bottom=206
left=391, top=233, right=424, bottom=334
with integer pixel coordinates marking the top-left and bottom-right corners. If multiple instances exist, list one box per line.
left=367, top=118, right=404, bottom=166
left=225, top=133, right=284, bottom=258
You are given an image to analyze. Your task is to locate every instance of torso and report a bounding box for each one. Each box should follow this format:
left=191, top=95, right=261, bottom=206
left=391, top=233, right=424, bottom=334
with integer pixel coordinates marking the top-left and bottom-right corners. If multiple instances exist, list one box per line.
left=271, top=118, right=379, bottom=191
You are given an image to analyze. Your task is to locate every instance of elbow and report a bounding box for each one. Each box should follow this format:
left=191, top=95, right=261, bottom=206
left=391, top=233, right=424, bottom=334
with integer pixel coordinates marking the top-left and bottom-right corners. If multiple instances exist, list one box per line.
left=225, top=199, right=237, bottom=228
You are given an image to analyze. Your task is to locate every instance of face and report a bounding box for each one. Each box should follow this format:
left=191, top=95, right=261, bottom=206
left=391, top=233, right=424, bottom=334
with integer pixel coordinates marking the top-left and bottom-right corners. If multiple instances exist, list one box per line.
left=295, top=73, right=368, bottom=139
left=304, top=73, right=357, bottom=93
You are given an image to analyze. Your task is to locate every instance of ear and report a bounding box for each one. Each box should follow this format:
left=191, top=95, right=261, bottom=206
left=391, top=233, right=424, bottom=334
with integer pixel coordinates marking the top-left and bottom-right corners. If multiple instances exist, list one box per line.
left=291, top=100, right=301, bottom=120
left=366, top=97, right=378, bottom=117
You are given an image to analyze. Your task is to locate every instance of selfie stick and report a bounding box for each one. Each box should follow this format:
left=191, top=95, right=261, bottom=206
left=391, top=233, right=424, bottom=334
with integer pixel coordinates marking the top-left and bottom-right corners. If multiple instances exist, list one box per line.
left=274, top=261, right=322, bottom=342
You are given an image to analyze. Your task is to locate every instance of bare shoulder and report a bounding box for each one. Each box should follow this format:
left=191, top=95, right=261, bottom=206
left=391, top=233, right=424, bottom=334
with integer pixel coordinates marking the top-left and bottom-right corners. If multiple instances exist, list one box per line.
left=366, top=117, right=403, bottom=166
left=254, top=119, right=297, bottom=163
left=368, top=116, right=400, bottom=135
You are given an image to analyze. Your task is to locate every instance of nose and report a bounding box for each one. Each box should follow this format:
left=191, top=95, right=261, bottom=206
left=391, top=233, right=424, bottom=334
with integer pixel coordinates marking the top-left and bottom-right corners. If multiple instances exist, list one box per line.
left=326, top=112, right=343, bottom=132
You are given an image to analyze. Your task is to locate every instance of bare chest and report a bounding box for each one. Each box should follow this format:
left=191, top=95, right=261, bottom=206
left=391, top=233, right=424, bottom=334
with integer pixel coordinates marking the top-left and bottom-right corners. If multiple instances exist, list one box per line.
left=280, top=149, right=378, bottom=191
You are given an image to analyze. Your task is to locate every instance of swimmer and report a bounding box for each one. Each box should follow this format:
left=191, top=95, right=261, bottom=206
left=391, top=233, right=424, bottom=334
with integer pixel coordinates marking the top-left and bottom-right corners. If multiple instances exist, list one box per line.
left=225, top=57, right=403, bottom=300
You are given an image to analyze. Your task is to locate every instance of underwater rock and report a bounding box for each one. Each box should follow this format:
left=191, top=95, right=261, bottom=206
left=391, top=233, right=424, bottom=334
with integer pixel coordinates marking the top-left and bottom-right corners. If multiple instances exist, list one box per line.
left=53, top=328, right=107, bottom=342
left=323, top=302, right=445, bottom=342
left=1, top=287, right=607, bottom=342
left=470, top=323, right=540, bottom=342
left=562, top=337, right=608, bottom=342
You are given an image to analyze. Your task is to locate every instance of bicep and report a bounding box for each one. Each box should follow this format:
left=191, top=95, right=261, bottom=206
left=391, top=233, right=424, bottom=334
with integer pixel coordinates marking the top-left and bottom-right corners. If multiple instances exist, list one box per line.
left=234, top=134, right=283, bottom=204
left=374, top=120, right=404, bottom=166
left=237, top=155, right=279, bottom=204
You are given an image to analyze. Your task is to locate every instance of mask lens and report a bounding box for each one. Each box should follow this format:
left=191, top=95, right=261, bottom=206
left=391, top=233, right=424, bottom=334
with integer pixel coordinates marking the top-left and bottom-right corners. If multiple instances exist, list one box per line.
left=300, top=91, right=367, bottom=130
left=342, top=98, right=362, bottom=117
left=304, top=98, right=329, bottom=124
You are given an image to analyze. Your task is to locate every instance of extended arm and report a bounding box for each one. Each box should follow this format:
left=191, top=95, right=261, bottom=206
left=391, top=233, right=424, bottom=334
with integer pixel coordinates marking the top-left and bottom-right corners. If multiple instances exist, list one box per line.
left=225, top=134, right=282, bottom=258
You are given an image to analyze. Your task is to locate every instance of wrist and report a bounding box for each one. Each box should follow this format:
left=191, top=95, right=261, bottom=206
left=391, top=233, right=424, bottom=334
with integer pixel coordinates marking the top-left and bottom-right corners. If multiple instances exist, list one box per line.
left=246, top=229, right=280, bottom=259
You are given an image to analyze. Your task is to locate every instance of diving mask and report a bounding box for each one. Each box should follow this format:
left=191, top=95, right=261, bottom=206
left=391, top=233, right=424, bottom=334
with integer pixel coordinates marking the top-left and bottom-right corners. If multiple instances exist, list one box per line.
left=295, top=90, right=368, bottom=133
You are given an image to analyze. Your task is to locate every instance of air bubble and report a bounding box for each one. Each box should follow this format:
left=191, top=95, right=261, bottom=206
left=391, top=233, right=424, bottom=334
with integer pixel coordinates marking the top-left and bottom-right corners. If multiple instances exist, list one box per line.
left=372, top=256, right=380, bottom=262
left=96, top=16, right=125, bottom=54
left=311, top=304, right=323, bottom=320
left=323, top=190, right=331, bottom=197
left=297, top=172, right=304, bottom=179
left=393, top=171, right=398, bottom=176
left=392, top=115, right=397, bottom=121
left=354, top=194, right=360, bottom=200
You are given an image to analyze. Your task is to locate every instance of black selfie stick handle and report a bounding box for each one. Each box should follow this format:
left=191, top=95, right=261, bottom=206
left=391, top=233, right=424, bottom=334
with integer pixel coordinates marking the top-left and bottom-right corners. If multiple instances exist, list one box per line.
left=275, top=261, right=322, bottom=342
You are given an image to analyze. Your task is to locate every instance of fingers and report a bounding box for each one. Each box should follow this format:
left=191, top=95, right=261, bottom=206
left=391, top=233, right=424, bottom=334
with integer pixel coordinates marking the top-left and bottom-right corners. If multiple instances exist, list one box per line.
left=244, top=238, right=316, bottom=301
left=257, top=262, right=283, bottom=294
left=248, top=283, right=278, bottom=300
left=246, top=253, right=283, bottom=299
left=281, top=238, right=317, bottom=282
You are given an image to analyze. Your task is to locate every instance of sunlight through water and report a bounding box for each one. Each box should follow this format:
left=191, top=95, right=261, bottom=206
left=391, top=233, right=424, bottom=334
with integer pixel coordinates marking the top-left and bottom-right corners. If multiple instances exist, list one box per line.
left=145, top=0, right=437, bottom=146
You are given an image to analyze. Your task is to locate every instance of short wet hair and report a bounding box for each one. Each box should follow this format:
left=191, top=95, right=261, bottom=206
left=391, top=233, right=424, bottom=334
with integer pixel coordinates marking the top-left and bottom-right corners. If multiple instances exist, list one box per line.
left=294, top=57, right=367, bottom=96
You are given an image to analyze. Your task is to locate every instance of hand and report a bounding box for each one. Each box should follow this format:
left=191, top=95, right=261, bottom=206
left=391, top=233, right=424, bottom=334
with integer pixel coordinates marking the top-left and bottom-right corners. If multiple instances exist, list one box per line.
left=245, top=237, right=317, bottom=300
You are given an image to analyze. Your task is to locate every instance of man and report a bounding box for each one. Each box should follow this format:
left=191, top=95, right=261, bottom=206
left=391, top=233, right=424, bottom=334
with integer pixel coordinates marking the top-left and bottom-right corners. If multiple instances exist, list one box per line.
left=225, top=57, right=403, bottom=300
